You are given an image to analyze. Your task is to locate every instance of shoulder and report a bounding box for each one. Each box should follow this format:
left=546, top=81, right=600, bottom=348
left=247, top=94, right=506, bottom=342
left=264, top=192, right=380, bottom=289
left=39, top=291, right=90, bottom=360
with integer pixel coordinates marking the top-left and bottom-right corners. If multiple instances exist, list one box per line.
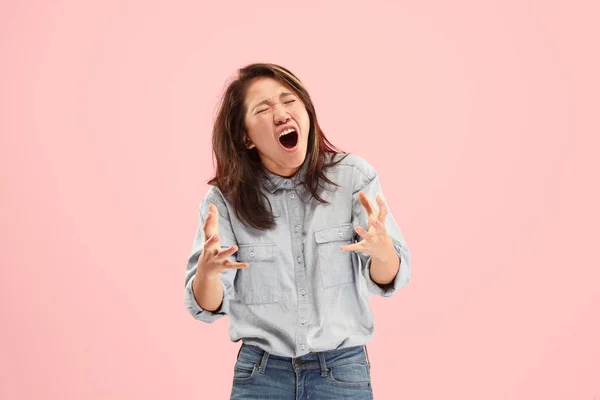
left=327, top=152, right=378, bottom=183
left=199, top=185, right=231, bottom=217
left=202, top=185, right=225, bottom=204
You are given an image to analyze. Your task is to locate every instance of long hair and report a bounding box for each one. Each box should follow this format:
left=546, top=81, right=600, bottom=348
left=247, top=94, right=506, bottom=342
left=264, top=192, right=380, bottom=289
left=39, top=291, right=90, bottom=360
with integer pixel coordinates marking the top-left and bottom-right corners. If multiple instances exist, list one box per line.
left=208, top=63, right=349, bottom=230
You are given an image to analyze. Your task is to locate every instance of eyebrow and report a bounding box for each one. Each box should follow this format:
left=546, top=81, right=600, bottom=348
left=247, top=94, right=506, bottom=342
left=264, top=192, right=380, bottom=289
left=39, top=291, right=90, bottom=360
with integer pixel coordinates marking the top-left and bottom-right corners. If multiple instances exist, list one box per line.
left=251, top=92, right=295, bottom=113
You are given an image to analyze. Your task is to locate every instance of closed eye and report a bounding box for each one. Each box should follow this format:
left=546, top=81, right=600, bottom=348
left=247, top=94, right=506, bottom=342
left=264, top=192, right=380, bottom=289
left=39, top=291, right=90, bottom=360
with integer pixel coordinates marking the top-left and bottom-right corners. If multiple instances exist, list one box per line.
left=256, top=100, right=295, bottom=114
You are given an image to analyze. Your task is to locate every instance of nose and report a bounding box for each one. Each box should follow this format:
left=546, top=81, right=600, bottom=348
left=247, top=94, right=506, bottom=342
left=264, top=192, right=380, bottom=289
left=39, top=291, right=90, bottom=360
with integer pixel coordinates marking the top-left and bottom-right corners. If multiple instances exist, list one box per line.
left=273, top=104, right=290, bottom=124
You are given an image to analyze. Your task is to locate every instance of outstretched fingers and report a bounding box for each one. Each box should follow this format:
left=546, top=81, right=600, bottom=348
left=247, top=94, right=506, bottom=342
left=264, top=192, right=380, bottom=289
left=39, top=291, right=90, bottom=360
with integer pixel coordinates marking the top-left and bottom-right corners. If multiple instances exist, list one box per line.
left=223, top=260, right=249, bottom=270
left=216, top=244, right=249, bottom=270
left=203, top=203, right=220, bottom=240
left=215, top=244, right=239, bottom=260
left=375, top=195, right=388, bottom=223
left=340, top=240, right=366, bottom=252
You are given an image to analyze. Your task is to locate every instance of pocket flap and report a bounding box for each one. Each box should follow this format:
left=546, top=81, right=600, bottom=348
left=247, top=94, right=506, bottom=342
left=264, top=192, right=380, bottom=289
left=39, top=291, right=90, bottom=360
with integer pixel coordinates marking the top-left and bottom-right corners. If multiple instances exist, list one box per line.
left=236, top=243, right=277, bottom=262
left=314, top=223, right=354, bottom=244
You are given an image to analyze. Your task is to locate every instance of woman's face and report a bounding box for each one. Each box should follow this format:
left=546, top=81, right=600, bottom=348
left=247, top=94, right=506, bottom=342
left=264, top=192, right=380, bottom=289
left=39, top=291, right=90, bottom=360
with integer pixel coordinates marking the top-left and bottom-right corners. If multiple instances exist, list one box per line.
left=243, top=77, right=311, bottom=177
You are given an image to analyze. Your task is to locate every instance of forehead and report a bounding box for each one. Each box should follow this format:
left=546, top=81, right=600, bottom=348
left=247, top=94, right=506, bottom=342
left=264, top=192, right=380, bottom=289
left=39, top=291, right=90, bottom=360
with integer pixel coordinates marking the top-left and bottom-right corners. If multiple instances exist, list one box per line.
left=245, top=77, right=293, bottom=104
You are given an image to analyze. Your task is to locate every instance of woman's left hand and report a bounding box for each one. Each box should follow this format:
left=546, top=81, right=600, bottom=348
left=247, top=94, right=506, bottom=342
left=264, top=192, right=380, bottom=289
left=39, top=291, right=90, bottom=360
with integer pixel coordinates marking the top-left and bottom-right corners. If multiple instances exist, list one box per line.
left=340, top=191, right=397, bottom=262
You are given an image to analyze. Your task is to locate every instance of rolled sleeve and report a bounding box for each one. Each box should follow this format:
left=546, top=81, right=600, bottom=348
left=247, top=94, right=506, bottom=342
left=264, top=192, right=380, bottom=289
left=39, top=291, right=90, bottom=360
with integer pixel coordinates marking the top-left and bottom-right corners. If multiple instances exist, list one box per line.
left=361, top=241, right=410, bottom=297
left=184, top=275, right=230, bottom=323
left=352, top=160, right=411, bottom=297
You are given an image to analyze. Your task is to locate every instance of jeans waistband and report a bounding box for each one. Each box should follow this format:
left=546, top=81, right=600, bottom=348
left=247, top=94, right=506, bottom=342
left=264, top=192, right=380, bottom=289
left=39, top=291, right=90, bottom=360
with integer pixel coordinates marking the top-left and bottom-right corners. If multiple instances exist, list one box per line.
left=236, top=343, right=370, bottom=377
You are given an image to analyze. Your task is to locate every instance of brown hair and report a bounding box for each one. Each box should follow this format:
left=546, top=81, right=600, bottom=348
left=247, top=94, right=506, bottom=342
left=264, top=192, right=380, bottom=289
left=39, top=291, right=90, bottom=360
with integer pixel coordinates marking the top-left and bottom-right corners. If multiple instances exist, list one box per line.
left=208, top=63, right=348, bottom=230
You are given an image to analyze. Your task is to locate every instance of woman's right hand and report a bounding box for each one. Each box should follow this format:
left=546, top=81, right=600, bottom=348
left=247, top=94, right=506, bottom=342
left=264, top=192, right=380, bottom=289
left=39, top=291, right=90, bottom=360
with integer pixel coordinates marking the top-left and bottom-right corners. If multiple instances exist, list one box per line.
left=196, top=203, right=248, bottom=277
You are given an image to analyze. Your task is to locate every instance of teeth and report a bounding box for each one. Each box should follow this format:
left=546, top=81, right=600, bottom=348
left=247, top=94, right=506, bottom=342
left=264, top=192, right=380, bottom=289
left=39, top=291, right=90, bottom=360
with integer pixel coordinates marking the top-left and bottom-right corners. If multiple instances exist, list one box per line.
left=279, top=128, right=296, bottom=137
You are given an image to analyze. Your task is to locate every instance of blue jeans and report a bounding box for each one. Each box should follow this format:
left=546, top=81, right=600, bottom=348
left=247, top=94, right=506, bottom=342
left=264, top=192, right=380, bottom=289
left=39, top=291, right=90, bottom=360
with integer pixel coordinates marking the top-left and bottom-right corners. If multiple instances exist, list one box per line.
left=230, top=343, right=374, bottom=400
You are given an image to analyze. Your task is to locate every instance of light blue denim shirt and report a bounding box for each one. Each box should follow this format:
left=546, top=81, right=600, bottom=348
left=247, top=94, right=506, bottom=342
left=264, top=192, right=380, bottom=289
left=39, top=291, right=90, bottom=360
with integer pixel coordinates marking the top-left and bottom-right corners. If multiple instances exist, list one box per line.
left=184, top=153, right=410, bottom=357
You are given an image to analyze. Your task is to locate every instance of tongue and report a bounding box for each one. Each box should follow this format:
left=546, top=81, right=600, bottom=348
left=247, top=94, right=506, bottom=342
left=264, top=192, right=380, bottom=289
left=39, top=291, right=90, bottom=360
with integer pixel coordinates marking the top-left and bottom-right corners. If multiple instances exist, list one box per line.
left=279, top=131, right=298, bottom=149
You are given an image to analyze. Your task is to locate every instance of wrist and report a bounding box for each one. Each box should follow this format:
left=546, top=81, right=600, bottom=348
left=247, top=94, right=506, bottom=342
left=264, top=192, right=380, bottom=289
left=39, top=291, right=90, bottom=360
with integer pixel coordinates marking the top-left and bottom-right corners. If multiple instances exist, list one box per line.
left=194, top=266, right=220, bottom=284
left=372, top=240, right=398, bottom=264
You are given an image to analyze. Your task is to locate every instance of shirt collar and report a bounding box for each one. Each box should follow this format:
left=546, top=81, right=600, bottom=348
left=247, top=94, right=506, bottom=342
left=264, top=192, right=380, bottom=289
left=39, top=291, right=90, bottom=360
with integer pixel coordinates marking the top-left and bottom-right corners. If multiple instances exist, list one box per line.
left=261, top=159, right=310, bottom=194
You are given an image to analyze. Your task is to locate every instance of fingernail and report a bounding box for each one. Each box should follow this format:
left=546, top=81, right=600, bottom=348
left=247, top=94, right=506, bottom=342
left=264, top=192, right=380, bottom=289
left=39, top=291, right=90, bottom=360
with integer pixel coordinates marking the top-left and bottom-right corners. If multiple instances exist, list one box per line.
left=213, top=234, right=219, bottom=241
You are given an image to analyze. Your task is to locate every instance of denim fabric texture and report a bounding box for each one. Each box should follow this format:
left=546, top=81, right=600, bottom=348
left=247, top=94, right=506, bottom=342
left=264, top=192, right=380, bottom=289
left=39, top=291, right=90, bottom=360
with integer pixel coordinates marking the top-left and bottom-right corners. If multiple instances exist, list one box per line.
left=230, top=343, right=374, bottom=400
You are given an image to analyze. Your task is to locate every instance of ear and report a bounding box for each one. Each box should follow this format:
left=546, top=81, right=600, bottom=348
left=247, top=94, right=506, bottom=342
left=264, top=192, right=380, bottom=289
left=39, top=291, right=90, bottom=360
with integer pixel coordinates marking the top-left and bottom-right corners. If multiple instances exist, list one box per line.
left=244, top=134, right=255, bottom=149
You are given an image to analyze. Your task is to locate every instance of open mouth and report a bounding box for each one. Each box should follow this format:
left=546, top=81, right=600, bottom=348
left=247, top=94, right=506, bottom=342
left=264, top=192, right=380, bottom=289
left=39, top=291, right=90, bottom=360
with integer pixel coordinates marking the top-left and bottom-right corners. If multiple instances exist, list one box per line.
left=278, top=130, right=299, bottom=149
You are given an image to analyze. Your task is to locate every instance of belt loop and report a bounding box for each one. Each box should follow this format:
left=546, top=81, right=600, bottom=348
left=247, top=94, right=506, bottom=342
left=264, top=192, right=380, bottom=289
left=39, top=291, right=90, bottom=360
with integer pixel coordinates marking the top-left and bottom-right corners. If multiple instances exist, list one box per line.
left=317, top=352, right=328, bottom=377
left=258, top=349, right=270, bottom=374
left=364, top=345, right=370, bottom=367
left=236, top=343, right=244, bottom=360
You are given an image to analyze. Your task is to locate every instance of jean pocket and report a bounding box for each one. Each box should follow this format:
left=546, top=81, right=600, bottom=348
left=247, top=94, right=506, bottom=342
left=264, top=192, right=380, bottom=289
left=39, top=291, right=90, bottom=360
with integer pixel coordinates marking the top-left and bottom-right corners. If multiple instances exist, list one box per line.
left=235, top=243, right=280, bottom=305
left=315, top=223, right=355, bottom=289
left=233, top=358, right=259, bottom=383
left=327, top=362, right=372, bottom=388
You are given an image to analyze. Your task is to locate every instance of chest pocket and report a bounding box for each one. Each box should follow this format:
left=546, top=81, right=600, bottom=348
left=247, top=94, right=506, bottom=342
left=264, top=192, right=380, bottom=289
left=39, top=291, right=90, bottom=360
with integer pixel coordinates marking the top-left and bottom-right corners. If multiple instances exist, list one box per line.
left=315, top=223, right=355, bottom=289
left=235, top=243, right=280, bottom=305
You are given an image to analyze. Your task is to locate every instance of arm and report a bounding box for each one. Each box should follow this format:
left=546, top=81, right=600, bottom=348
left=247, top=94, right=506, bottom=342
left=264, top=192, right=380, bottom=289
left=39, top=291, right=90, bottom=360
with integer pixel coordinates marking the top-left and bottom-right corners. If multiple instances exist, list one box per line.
left=184, top=188, right=240, bottom=323
left=350, top=168, right=411, bottom=297
left=192, top=267, right=225, bottom=313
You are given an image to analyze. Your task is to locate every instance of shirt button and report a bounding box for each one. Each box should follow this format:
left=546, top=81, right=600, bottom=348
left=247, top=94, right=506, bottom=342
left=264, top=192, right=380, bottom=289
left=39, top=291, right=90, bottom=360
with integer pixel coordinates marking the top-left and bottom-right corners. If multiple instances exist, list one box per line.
left=338, top=230, right=343, bottom=237
left=250, top=251, right=255, bottom=258
left=300, top=319, right=306, bottom=325
left=294, top=226, right=299, bottom=233
left=300, top=344, right=305, bottom=350
left=290, top=193, right=295, bottom=199
left=297, top=256, right=301, bottom=263
left=300, top=289, right=306, bottom=296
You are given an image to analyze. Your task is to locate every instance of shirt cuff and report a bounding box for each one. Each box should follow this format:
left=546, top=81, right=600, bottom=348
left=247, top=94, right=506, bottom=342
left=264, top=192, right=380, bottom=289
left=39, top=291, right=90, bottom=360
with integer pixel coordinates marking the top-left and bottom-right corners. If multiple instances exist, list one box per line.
left=184, top=276, right=229, bottom=323
left=362, top=243, right=410, bottom=297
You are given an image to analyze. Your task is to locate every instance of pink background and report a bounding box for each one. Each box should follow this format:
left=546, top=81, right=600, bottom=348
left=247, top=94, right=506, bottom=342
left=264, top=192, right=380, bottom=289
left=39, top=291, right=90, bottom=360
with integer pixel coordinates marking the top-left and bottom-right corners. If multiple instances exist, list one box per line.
left=1, top=1, right=599, bottom=399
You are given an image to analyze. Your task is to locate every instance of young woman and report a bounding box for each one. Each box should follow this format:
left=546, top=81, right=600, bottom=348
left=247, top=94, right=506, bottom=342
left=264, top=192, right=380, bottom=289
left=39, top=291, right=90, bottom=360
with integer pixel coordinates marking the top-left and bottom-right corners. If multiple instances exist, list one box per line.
left=184, top=63, right=411, bottom=399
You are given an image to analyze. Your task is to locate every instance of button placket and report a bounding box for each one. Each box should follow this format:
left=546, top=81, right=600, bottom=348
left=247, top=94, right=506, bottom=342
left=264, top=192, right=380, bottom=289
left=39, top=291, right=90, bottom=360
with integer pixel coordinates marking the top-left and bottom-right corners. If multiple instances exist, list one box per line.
left=287, top=184, right=309, bottom=357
